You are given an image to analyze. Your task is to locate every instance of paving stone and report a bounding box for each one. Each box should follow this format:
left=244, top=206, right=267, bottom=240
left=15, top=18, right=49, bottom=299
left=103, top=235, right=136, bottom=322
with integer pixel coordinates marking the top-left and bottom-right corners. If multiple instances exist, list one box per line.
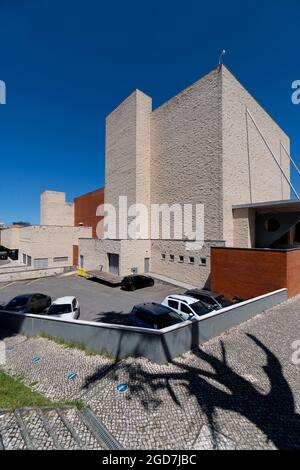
left=1, top=294, right=300, bottom=449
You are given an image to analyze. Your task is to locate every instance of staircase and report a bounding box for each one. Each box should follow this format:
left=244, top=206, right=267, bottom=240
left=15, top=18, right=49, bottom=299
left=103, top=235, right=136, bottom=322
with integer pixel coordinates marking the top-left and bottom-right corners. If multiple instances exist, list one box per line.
left=0, top=406, right=122, bottom=450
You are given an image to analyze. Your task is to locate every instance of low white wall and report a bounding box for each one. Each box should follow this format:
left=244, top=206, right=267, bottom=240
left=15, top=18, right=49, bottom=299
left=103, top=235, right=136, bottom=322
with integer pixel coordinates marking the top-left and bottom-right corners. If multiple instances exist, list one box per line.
left=0, top=267, right=67, bottom=282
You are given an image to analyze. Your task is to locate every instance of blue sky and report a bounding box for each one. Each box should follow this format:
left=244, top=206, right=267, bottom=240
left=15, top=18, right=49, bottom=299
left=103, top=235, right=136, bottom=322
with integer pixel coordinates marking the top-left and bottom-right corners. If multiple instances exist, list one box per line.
left=0, top=0, right=299, bottom=225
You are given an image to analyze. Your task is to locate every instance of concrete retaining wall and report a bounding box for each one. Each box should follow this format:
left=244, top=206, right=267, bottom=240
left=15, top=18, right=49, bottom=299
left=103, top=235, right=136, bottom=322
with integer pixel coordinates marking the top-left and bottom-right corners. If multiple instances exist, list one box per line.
left=0, top=266, right=69, bottom=282
left=0, top=288, right=287, bottom=363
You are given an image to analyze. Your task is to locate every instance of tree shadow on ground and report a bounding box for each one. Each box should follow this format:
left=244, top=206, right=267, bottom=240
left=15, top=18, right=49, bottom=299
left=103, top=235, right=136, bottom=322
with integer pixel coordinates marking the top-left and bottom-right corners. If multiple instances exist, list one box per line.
left=92, top=311, right=129, bottom=325
left=122, top=333, right=300, bottom=450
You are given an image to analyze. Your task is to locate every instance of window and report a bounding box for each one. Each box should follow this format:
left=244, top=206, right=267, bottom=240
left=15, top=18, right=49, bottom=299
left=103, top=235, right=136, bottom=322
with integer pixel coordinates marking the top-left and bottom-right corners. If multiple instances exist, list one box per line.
left=265, top=218, right=280, bottom=232
left=200, top=258, right=206, bottom=266
left=34, top=258, right=48, bottom=269
left=179, top=255, right=184, bottom=263
left=80, top=255, right=84, bottom=268
left=294, top=223, right=300, bottom=243
left=189, top=256, right=195, bottom=264
left=161, top=253, right=166, bottom=260
left=181, top=303, right=192, bottom=315
left=168, top=300, right=179, bottom=310
left=23, top=254, right=27, bottom=265
left=170, top=254, right=174, bottom=262
left=27, top=256, right=32, bottom=267
left=53, top=256, right=68, bottom=263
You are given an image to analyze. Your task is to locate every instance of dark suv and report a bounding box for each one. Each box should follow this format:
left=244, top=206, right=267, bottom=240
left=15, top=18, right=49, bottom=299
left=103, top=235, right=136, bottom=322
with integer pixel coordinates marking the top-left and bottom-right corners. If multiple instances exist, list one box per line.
left=184, top=289, right=235, bottom=310
left=2, top=293, right=51, bottom=314
left=121, top=275, right=155, bottom=291
left=127, top=302, right=183, bottom=329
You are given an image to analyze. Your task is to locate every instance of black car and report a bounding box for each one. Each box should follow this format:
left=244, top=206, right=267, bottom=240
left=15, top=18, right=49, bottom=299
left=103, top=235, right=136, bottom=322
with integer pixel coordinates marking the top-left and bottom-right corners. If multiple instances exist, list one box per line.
left=2, top=293, right=51, bottom=314
left=184, top=289, right=236, bottom=310
left=121, top=275, right=155, bottom=291
left=127, top=302, right=184, bottom=329
left=0, top=246, right=8, bottom=260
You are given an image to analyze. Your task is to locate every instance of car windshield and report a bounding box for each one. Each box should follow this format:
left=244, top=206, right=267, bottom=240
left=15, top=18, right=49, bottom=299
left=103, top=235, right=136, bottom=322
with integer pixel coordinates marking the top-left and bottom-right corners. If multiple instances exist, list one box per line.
left=48, top=304, right=72, bottom=314
left=8, top=296, right=29, bottom=307
left=156, top=311, right=183, bottom=328
left=216, top=295, right=232, bottom=307
left=191, top=301, right=211, bottom=316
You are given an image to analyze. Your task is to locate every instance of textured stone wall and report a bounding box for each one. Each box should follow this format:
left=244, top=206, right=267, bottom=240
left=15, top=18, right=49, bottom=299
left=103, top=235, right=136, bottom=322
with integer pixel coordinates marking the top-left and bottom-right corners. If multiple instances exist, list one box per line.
left=233, top=208, right=256, bottom=248
left=40, top=191, right=74, bottom=226
left=150, top=67, right=223, bottom=242
left=222, top=66, right=291, bottom=246
left=0, top=227, right=21, bottom=250
left=79, top=238, right=151, bottom=275
left=18, top=225, right=92, bottom=268
left=105, top=90, right=152, bottom=233
left=150, top=240, right=225, bottom=287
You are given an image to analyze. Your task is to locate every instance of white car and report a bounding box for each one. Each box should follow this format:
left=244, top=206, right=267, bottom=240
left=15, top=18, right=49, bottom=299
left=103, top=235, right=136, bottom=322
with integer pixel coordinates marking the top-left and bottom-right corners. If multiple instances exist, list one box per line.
left=46, top=296, right=80, bottom=320
left=161, top=294, right=213, bottom=321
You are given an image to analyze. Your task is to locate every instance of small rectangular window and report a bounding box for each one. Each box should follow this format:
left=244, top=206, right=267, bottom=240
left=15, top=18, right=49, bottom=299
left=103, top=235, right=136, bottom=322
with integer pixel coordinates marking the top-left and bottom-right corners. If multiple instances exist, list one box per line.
left=189, top=256, right=195, bottom=264
left=161, top=253, right=166, bottom=260
left=53, top=256, right=69, bottom=263
left=200, top=258, right=206, bottom=265
left=179, top=255, right=184, bottom=263
left=170, top=254, right=174, bottom=262
left=168, top=300, right=179, bottom=309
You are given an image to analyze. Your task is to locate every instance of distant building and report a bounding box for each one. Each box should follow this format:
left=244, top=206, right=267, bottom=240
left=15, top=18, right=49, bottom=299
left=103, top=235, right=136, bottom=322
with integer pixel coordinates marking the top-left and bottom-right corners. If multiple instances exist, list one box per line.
left=0, top=189, right=104, bottom=268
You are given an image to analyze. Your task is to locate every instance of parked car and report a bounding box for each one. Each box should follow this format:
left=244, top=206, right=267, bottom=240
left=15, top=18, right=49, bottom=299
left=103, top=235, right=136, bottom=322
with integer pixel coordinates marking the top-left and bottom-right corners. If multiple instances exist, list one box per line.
left=127, top=302, right=184, bottom=329
left=161, top=294, right=213, bottom=321
left=121, top=275, right=155, bottom=291
left=46, top=296, right=80, bottom=320
left=1, top=293, right=51, bottom=314
left=0, top=246, right=8, bottom=260
left=184, top=289, right=235, bottom=310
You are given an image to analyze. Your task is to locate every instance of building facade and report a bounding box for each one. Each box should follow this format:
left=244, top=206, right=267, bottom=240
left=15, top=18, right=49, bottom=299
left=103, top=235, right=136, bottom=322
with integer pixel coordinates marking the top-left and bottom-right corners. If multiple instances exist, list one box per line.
left=79, top=64, right=291, bottom=287
left=1, top=188, right=104, bottom=269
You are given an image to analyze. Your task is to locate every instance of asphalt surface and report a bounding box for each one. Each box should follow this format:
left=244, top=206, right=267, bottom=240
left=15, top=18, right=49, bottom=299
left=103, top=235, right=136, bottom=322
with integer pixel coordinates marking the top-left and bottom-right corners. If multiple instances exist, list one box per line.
left=0, top=274, right=183, bottom=323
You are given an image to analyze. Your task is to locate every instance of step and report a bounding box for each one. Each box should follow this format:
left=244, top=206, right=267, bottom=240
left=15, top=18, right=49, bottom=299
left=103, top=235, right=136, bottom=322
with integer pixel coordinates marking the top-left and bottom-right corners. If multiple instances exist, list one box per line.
left=0, top=406, right=112, bottom=450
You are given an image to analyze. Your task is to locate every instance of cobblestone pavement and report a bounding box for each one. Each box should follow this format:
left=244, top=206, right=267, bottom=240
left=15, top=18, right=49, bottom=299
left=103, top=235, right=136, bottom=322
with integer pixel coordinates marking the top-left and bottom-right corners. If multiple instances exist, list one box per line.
left=0, top=407, right=106, bottom=450
left=1, top=294, right=300, bottom=450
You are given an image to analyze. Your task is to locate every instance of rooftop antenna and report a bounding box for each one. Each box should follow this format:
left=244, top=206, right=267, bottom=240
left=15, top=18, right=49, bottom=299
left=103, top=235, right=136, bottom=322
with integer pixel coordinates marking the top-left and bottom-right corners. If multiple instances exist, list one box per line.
left=219, top=49, right=226, bottom=65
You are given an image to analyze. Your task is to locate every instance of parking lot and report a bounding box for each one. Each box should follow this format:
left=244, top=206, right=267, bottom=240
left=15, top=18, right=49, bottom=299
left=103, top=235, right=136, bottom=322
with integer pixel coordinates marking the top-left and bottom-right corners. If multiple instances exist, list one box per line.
left=0, top=274, right=183, bottom=324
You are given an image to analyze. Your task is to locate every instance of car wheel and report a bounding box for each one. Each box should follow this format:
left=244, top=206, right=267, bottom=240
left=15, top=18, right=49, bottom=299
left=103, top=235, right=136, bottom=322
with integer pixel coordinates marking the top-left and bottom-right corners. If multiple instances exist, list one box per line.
left=75, top=309, right=80, bottom=320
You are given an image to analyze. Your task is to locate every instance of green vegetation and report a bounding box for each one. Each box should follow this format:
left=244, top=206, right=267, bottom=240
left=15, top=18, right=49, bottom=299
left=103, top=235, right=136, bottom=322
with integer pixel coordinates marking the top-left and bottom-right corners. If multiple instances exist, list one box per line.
left=0, top=370, right=84, bottom=410
left=38, top=333, right=118, bottom=361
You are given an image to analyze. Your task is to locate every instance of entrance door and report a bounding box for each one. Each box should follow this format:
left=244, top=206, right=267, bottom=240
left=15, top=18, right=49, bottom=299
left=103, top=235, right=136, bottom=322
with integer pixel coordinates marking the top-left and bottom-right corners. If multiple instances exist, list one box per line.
left=144, top=257, right=150, bottom=273
left=108, top=253, right=119, bottom=275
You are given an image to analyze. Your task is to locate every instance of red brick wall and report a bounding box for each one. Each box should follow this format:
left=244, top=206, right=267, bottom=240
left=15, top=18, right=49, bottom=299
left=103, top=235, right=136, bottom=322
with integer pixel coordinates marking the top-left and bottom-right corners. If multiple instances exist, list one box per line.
left=211, top=247, right=290, bottom=299
left=74, top=188, right=104, bottom=237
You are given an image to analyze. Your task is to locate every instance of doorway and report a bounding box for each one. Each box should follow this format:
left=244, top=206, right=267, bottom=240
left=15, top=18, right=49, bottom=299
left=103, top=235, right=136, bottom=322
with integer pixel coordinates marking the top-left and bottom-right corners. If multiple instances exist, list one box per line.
left=144, top=257, right=150, bottom=273
left=108, top=253, right=119, bottom=275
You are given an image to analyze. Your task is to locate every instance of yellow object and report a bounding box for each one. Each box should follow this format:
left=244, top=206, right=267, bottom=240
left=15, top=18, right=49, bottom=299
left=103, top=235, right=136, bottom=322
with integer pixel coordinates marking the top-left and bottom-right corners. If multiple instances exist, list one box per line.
left=77, top=268, right=90, bottom=279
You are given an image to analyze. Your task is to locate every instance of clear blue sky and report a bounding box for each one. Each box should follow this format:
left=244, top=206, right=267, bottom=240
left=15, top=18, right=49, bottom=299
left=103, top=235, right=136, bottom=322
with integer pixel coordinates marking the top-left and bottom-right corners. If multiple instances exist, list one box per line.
left=0, top=0, right=299, bottom=225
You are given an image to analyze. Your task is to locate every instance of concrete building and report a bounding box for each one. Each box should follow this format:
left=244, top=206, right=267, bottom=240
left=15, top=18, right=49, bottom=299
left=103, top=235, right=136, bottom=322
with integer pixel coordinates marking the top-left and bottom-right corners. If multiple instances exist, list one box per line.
left=0, top=188, right=104, bottom=269
left=79, top=64, right=294, bottom=288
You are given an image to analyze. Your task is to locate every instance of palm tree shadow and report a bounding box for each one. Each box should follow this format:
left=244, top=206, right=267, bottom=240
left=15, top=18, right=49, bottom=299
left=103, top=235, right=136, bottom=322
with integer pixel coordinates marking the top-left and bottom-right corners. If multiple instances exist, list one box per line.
left=124, top=333, right=300, bottom=450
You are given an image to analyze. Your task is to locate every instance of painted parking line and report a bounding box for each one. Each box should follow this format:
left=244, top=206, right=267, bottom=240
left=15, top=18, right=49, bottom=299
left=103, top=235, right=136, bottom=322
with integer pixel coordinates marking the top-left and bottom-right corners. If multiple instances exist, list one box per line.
left=24, top=278, right=41, bottom=286
left=0, top=282, right=16, bottom=290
